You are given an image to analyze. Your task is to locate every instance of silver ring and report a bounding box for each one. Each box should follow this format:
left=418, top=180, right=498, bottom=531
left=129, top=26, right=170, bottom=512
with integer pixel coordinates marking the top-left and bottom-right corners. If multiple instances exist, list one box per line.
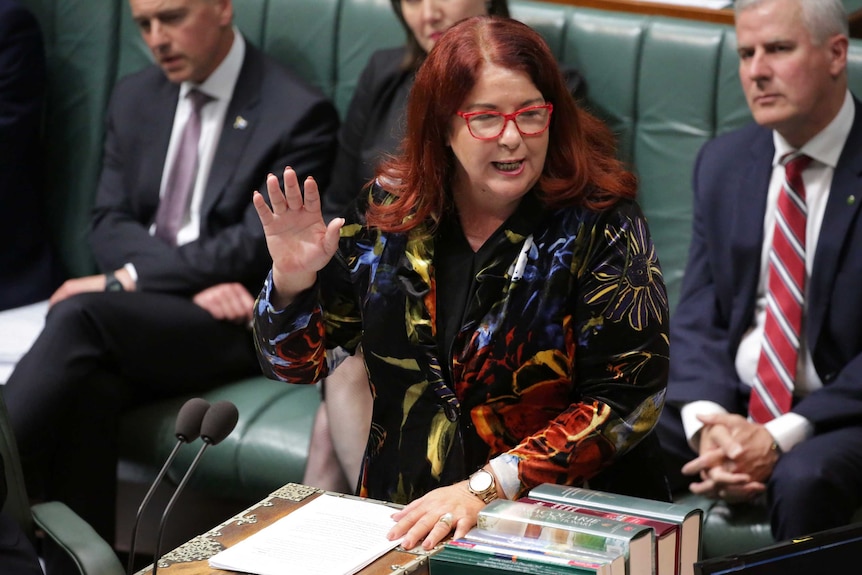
left=438, top=512, right=454, bottom=528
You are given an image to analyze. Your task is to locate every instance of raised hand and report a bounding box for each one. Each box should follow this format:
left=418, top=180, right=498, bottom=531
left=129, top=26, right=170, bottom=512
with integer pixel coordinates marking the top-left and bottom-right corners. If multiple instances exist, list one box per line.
left=252, top=166, right=344, bottom=308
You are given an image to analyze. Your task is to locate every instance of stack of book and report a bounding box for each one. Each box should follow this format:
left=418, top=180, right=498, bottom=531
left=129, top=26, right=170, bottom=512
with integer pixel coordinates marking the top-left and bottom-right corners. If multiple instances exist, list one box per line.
left=429, top=484, right=703, bottom=575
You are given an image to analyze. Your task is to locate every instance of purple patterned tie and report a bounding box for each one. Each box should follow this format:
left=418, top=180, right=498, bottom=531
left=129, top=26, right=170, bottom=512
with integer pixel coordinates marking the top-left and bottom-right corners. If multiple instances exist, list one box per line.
left=749, top=152, right=811, bottom=423
left=155, top=89, right=212, bottom=245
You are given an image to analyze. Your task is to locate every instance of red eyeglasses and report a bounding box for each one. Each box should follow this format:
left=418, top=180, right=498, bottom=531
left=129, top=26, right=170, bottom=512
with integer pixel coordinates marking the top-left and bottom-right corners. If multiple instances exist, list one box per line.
left=456, top=103, right=553, bottom=140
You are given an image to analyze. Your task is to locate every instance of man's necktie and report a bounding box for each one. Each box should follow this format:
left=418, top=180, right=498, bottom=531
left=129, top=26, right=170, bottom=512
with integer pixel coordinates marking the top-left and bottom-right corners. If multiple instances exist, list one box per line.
left=749, top=152, right=812, bottom=424
left=154, top=89, right=213, bottom=246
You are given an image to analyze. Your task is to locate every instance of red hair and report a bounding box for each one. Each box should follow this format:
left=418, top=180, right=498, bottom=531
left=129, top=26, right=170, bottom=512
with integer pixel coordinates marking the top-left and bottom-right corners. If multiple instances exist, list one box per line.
left=368, top=16, right=636, bottom=233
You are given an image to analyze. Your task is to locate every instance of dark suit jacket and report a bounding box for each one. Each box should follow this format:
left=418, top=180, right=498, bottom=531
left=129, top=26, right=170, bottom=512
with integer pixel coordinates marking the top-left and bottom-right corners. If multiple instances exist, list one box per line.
left=668, top=97, right=862, bottom=432
left=89, top=40, right=339, bottom=296
left=0, top=0, right=61, bottom=310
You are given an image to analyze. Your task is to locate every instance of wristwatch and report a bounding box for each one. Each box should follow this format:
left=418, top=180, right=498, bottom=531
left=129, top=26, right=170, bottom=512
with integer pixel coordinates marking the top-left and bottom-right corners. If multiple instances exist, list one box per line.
left=104, top=271, right=125, bottom=292
left=467, top=468, right=498, bottom=504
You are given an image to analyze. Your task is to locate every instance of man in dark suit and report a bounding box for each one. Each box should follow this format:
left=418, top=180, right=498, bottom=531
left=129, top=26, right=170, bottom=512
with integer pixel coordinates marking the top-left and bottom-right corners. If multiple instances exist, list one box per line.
left=657, top=0, right=862, bottom=540
left=0, top=0, right=338, bottom=556
left=0, top=0, right=61, bottom=311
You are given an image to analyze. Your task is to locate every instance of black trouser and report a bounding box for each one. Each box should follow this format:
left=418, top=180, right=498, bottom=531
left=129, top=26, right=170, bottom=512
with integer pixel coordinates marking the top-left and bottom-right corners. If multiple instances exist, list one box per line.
left=2, top=291, right=260, bottom=546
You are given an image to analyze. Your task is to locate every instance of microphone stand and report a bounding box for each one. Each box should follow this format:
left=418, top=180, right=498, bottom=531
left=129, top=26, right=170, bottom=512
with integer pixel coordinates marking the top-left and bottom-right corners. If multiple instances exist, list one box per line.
left=150, top=440, right=212, bottom=575
left=150, top=400, right=238, bottom=575
left=126, top=397, right=209, bottom=575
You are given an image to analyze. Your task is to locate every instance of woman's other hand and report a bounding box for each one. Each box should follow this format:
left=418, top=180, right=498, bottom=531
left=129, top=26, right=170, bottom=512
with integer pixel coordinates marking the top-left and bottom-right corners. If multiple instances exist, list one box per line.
left=388, top=481, right=487, bottom=551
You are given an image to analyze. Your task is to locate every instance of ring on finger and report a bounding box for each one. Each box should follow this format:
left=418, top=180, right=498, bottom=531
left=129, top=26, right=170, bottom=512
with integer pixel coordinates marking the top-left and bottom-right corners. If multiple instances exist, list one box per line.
left=438, top=512, right=454, bottom=529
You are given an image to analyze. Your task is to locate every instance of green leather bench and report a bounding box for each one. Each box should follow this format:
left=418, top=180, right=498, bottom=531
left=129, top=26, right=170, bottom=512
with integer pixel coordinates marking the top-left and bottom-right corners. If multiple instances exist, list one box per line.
left=18, top=0, right=862, bottom=560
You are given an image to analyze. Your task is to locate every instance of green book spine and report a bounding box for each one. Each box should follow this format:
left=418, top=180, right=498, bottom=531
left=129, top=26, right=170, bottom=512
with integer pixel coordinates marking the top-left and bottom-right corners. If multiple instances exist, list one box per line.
left=429, top=544, right=597, bottom=575
left=462, top=526, right=625, bottom=572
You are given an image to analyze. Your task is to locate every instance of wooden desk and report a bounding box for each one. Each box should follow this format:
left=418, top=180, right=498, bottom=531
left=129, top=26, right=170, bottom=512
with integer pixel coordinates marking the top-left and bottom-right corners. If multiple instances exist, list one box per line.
left=544, top=0, right=733, bottom=25
left=135, top=484, right=435, bottom=575
left=545, top=0, right=862, bottom=39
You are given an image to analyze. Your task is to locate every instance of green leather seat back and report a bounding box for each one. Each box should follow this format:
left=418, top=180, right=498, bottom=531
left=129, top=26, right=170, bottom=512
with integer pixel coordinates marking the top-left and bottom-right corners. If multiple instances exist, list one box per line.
left=334, top=0, right=403, bottom=117
left=565, top=11, right=646, bottom=164
left=21, top=0, right=121, bottom=278
left=565, top=10, right=736, bottom=312
left=119, top=378, right=320, bottom=500
left=262, top=0, right=340, bottom=100
left=510, top=0, right=572, bottom=59
left=117, top=0, right=154, bottom=80
left=634, top=20, right=729, bottom=312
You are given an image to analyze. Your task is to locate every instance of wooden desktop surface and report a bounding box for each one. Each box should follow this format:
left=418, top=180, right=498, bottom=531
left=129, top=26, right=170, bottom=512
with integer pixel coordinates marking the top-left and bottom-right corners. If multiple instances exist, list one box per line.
left=547, top=0, right=862, bottom=38
left=135, top=483, right=435, bottom=575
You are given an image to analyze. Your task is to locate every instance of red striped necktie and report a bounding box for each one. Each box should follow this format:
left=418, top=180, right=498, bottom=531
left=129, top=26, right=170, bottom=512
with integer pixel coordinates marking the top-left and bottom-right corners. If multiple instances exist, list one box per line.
left=749, top=152, right=812, bottom=424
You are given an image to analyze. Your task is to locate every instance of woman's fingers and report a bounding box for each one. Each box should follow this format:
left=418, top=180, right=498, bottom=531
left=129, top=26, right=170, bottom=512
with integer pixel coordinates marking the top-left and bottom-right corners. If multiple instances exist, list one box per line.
left=324, top=218, right=345, bottom=256
left=264, top=172, right=286, bottom=213
left=303, top=175, right=322, bottom=212
left=283, top=166, right=304, bottom=211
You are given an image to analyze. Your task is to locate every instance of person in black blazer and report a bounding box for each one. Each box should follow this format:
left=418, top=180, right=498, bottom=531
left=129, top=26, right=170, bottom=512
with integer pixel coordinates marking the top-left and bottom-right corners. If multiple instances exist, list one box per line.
left=0, top=0, right=338, bottom=557
left=657, top=0, right=862, bottom=540
left=0, top=0, right=61, bottom=311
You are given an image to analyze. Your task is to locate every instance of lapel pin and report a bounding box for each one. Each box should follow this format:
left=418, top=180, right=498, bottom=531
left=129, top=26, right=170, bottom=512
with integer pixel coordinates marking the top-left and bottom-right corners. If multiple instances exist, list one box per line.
left=233, top=116, right=248, bottom=130
left=848, top=195, right=856, bottom=206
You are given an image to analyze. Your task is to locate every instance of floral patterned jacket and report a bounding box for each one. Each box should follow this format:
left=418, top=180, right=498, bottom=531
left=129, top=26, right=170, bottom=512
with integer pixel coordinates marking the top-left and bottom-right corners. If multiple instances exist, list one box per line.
left=254, top=189, right=669, bottom=505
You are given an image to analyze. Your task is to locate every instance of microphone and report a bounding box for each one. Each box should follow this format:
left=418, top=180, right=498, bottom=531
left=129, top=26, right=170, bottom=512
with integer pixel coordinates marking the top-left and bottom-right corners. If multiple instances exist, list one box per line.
left=126, top=397, right=210, bottom=575
left=151, top=400, right=239, bottom=575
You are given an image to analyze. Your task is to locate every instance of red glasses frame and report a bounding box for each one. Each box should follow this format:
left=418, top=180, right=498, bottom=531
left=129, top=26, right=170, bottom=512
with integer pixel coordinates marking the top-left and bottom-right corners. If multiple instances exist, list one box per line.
left=456, top=103, right=554, bottom=140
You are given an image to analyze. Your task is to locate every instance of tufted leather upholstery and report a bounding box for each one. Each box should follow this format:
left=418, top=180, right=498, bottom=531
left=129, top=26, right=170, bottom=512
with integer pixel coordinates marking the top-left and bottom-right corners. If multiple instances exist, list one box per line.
left=18, top=0, right=862, bottom=559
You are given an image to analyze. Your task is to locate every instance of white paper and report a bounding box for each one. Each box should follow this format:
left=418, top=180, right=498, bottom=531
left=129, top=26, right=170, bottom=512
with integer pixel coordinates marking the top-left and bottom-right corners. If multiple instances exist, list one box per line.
left=0, top=300, right=48, bottom=383
left=208, top=494, right=404, bottom=575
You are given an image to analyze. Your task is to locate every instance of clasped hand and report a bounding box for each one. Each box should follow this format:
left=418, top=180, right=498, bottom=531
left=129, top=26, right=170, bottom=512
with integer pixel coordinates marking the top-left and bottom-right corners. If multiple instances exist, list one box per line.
left=682, top=412, right=780, bottom=503
left=252, top=166, right=345, bottom=308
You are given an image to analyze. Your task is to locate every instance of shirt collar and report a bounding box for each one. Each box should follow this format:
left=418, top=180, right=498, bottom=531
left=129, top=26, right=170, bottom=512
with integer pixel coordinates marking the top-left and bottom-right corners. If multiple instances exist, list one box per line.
left=772, top=89, right=855, bottom=168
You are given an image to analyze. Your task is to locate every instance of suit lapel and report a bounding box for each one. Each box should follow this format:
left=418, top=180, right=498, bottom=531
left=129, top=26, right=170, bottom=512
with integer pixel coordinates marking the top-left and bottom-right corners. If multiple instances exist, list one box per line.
left=808, top=99, right=862, bottom=344
left=143, top=79, right=181, bottom=221
left=200, top=44, right=264, bottom=220
left=729, top=128, right=774, bottom=338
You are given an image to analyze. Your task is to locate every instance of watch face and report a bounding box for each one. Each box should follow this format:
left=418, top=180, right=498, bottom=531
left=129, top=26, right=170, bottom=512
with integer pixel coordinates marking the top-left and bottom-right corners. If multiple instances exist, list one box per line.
left=470, top=470, right=493, bottom=491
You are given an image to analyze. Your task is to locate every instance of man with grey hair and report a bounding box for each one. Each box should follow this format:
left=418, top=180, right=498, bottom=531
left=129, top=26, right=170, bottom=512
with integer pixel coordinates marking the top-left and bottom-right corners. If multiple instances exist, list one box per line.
left=657, top=0, right=862, bottom=540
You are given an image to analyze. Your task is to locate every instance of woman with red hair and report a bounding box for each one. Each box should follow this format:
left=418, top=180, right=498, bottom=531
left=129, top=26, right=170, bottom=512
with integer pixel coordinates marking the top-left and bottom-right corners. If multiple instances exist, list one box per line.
left=253, top=16, right=669, bottom=550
